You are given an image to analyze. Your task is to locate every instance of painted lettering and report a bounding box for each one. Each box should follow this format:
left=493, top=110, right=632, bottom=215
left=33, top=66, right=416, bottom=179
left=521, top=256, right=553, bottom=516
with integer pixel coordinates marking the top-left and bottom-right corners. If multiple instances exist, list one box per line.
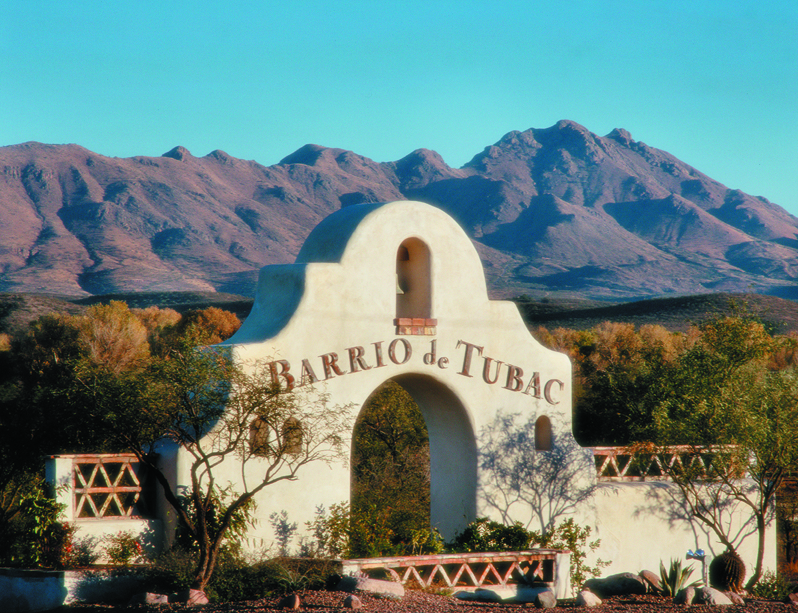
left=270, top=339, right=562, bottom=407
left=372, top=341, right=386, bottom=368
left=524, top=371, right=541, bottom=398
left=320, top=352, right=347, bottom=379
left=504, top=364, right=524, bottom=392
left=544, top=379, right=564, bottom=405
left=298, top=359, right=319, bottom=387
left=388, top=338, right=412, bottom=364
left=347, top=346, right=371, bottom=373
left=269, top=360, right=294, bottom=391
left=424, top=339, right=437, bottom=365
left=482, top=356, right=503, bottom=384
left=456, top=340, right=484, bottom=377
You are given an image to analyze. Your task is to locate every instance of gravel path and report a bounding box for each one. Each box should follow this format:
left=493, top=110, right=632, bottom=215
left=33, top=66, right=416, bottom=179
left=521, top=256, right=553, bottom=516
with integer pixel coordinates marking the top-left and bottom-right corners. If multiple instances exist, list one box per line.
left=66, top=589, right=794, bottom=612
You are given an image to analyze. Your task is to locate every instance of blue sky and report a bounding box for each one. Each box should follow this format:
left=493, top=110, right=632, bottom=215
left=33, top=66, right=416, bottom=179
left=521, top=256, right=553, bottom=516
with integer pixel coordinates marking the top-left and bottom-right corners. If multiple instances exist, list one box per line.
left=2, top=1, right=796, bottom=214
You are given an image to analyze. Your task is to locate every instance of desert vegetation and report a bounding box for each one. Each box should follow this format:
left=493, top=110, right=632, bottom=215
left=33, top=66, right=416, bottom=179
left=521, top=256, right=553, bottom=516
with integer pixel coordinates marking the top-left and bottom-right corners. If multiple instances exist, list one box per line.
left=534, top=306, right=798, bottom=588
left=1, top=295, right=797, bottom=604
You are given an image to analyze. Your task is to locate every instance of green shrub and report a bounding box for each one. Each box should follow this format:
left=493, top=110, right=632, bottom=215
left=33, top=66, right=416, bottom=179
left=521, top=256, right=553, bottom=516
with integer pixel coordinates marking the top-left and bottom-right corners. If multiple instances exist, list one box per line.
left=144, top=548, right=196, bottom=594
left=1, top=479, right=65, bottom=567
left=305, top=503, right=351, bottom=558
left=448, top=517, right=533, bottom=553
left=304, top=502, right=442, bottom=559
left=449, top=517, right=608, bottom=596
left=67, top=534, right=100, bottom=568
left=174, top=489, right=255, bottom=555
left=752, top=570, right=792, bottom=600
left=145, top=548, right=341, bottom=602
left=211, top=556, right=340, bottom=601
left=102, top=530, right=144, bottom=565
left=531, top=519, right=609, bottom=595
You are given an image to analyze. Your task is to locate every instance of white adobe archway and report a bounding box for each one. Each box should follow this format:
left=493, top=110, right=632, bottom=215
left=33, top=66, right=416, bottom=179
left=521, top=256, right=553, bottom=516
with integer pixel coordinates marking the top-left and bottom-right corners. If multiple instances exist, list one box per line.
left=217, top=200, right=587, bottom=542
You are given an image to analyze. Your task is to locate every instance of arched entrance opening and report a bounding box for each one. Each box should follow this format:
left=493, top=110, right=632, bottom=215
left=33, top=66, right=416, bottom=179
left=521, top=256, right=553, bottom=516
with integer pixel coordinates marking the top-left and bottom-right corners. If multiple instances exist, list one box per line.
left=351, top=374, right=477, bottom=551
left=351, top=380, right=430, bottom=556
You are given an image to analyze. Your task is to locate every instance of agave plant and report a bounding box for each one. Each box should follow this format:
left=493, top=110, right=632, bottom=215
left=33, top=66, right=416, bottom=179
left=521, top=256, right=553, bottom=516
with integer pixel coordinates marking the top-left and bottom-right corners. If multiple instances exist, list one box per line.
left=659, top=559, right=702, bottom=597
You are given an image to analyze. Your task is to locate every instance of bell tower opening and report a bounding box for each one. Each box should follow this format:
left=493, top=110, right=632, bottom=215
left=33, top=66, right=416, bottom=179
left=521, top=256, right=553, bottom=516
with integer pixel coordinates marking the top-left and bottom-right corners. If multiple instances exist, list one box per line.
left=395, top=238, right=436, bottom=335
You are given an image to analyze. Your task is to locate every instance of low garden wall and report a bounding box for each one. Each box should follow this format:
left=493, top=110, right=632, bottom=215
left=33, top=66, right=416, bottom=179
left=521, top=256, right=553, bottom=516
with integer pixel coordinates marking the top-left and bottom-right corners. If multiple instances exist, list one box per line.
left=0, top=567, right=146, bottom=613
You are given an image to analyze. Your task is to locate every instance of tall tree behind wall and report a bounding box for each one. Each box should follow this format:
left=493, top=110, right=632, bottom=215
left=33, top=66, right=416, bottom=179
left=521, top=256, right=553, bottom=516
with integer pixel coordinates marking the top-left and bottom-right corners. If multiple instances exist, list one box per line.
left=351, top=380, right=431, bottom=556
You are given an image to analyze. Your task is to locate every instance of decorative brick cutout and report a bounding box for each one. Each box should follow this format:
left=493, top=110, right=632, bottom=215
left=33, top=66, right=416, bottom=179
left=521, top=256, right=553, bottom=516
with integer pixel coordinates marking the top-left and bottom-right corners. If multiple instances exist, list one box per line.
left=394, top=318, right=437, bottom=336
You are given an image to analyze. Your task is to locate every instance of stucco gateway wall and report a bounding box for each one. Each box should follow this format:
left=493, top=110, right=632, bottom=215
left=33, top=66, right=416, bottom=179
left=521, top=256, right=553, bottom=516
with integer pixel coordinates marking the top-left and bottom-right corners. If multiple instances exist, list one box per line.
left=172, top=199, right=774, bottom=578
left=206, top=200, right=583, bottom=546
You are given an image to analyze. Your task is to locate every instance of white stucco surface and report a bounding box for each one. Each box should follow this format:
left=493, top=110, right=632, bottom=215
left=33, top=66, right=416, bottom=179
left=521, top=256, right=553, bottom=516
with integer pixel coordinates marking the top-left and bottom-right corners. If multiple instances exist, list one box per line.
left=170, top=199, right=774, bottom=581
left=584, top=481, right=775, bottom=577
left=214, top=200, right=579, bottom=545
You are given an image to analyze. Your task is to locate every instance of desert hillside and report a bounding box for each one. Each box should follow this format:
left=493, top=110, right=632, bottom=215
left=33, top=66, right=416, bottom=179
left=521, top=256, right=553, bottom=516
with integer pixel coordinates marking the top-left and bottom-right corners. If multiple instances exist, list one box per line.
left=1, top=121, right=797, bottom=300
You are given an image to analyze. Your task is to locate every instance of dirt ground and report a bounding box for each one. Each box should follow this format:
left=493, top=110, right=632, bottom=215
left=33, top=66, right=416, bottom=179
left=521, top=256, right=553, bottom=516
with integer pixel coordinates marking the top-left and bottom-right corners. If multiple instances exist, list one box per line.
left=64, top=589, right=795, bottom=612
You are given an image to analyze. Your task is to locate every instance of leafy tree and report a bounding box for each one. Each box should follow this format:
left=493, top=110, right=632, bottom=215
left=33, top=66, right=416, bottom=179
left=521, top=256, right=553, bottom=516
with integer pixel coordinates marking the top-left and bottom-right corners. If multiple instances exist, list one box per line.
left=1, top=300, right=335, bottom=591
left=133, top=305, right=181, bottom=354
left=545, top=322, right=685, bottom=445
left=644, top=316, right=798, bottom=589
left=351, top=380, right=431, bottom=556
left=172, top=307, right=241, bottom=346
left=103, top=329, right=351, bottom=591
left=539, top=311, right=798, bottom=588
left=78, top=301, right=150, bottom=374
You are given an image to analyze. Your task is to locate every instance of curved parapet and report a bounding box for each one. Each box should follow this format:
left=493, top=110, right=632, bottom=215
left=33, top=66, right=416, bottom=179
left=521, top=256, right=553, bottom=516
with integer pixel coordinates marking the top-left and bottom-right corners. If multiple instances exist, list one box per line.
left=229, top=200, right=494, bottom=344
left=218, top=200, right=583, bottom=542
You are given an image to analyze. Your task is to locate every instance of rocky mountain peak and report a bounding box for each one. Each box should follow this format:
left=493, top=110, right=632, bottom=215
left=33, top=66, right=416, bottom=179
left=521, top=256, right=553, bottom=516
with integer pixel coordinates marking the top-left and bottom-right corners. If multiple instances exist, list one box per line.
left=279, top=144, right=331, bottom=166
left=1, top=123, right=796, bottom=301
left=206, top=149, right=235, bottom=164
left=162, top=146, right=192, bottom=161
left=606, top=128, right=634, bottom=146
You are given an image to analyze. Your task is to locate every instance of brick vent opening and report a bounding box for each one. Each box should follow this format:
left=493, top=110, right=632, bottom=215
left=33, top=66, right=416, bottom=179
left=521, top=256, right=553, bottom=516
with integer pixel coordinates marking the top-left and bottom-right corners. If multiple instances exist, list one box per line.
left=394, top=317, right=437, bottom=336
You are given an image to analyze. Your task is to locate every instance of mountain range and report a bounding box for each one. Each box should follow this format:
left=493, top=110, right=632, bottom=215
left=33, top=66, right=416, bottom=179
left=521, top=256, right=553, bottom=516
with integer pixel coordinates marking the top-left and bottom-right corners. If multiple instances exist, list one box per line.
left=2, top=120, right=797, bottom=300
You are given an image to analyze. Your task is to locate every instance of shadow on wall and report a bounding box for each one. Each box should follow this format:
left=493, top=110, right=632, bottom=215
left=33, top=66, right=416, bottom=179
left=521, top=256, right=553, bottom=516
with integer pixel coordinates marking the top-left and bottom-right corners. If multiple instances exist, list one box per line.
left=479, top=411, right=596, bottom=535
left=632, top=477, right=759, bottom=559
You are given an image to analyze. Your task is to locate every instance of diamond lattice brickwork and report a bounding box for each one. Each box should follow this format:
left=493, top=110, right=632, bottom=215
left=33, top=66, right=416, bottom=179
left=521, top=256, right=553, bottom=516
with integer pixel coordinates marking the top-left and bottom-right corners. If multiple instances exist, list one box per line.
left=73, top=455, right=146, bottom=518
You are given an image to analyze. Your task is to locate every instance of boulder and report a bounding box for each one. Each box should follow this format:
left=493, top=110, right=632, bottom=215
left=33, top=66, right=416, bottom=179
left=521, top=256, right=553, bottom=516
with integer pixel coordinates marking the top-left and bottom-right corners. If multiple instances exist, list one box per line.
left=344, top=594, right=362, bottom=609
left=336, top=575, right=405, bottom=599
left=696, top=586, right=733, bottom=605
left=456, top=586, right=554, bottom=605
left=172, top=589, right=209, bottom=606
left=674, top=586, right=696, bottom=605
left=638, top=569, right=661, bottom=594
left=128, top=592, right=169, bottom=605
left=723, top=591, right=745, bottom=605
left=576, top=590, right=602, bottom=607
left=582, top=572, right=647, bottom=597
left=471, top=588, right=505, bottom=602
left=278, top=594, right=301, bottom=610
left=785, top=593, right=798, bottom=606
left=534, top=589, right=557, bottom=609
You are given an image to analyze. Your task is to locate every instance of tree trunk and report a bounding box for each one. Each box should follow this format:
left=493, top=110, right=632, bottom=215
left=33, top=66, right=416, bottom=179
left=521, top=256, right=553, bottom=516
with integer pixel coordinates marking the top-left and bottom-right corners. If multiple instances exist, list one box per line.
left=745, top=512, right=766, bottom=591
left=193, top=544, right=218, bottom=591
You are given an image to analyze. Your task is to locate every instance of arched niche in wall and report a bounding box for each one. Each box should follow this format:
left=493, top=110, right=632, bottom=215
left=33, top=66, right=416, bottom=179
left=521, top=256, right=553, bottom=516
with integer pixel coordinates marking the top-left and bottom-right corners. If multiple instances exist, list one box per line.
left=535, top=415, right=552, bottom=451
left=395, top=238, right=436, bottom=335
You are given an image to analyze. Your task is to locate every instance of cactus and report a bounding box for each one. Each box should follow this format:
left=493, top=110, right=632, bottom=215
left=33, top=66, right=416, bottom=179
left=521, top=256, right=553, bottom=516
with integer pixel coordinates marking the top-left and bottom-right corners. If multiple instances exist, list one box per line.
left=709, top=549, right=746, bottom=592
